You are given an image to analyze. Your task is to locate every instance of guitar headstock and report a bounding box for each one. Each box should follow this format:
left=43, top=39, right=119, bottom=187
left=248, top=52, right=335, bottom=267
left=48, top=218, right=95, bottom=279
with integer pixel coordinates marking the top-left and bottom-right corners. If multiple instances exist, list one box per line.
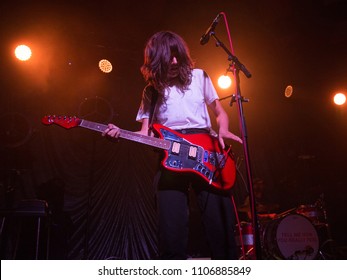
left=41, top=115, right=81, bottom=129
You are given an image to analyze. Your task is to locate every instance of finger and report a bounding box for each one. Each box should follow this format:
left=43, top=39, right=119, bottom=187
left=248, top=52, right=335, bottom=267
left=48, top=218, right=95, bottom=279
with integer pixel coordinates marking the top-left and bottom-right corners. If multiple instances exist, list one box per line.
left=218, top=136, right=225, bottom=150
left=228, top=133, right=243, bottom=144
left=109, top=128, right=121, bottom=138
left=103, top=127, right=115, bottom=137
left=236, top=136, right=243, bottom=144
left=102, top=128, right=110, bottom=137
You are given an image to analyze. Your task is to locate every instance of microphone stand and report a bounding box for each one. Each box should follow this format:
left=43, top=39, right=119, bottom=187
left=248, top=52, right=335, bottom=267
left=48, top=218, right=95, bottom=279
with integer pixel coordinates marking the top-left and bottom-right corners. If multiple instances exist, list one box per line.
left=211, top=32, right=262, bottom=260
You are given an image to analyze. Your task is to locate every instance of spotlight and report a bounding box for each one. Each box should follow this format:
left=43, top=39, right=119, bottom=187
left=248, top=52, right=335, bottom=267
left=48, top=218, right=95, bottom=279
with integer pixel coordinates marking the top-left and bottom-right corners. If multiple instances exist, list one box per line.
left=98, top=59, right=112, bottom=73
left=218, top=74, right=232, bottom=89
left=15, top=45, right=32, bottom=61
left=334, top=93, right=346, bottom=106
left=285, top=85, right=293, bottom=98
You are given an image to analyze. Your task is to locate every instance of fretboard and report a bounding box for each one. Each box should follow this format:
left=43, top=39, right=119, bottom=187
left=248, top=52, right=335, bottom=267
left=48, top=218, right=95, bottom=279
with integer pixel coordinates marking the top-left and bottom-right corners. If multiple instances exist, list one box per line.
left=80, top=119, right=171, bottom=150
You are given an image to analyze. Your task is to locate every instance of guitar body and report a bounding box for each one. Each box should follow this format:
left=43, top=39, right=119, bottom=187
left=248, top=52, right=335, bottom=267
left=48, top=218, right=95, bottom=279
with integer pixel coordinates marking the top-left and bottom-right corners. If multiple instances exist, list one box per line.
left=152, top=124, right=236, bottom=191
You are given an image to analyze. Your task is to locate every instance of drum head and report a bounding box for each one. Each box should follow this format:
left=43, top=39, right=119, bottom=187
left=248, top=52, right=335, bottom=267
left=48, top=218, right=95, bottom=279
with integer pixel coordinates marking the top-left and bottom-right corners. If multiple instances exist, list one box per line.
left=264, top=214, right=319, bottom=260
left=275, top=214, right=319, bottom=259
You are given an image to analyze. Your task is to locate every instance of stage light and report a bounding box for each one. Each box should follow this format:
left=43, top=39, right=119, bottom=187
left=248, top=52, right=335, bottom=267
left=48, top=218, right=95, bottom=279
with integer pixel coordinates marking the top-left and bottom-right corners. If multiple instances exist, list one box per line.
left=285, top=85, right=293, bottom=98
left=218, top=74, right=232, bottom=89
left=98, top=59, right=112, bottom=73
left=333, top=93, right=346, bottom=106
left=15, top=45, right=32, bottom=61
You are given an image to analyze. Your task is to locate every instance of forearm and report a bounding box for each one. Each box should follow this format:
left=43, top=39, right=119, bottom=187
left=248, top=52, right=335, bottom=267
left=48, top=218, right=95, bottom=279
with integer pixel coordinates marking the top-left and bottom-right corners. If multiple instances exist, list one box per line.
left=216, top=108, right=230, bottom=134
left=209, top=99, right=242, bottom=146
left=135, top=118, right=151, bottom=135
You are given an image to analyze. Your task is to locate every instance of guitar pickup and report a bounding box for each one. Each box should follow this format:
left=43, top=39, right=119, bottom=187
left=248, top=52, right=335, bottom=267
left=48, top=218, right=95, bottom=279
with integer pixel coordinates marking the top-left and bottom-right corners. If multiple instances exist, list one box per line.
left=188, top=146, right=198, bottom=159
left=171, top=142, right=181, bottom=155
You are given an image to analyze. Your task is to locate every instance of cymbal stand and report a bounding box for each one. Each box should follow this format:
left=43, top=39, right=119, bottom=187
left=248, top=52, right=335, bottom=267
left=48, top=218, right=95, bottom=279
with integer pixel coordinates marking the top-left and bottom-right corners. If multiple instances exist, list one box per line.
left=315, top=193, right=335, bottom=259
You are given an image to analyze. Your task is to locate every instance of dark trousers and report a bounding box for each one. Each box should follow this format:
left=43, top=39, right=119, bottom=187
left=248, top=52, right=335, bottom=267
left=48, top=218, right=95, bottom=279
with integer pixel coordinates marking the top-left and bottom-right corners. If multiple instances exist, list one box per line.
left=156, top=169, right=238, bottom=260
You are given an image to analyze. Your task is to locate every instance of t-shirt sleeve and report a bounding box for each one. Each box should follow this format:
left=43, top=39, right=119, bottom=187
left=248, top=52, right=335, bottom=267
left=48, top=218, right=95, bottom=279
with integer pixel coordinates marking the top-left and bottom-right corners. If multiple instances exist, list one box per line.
left=135, top=86, right=152, bottom=122
left=201, top=70, right=219, bottom=105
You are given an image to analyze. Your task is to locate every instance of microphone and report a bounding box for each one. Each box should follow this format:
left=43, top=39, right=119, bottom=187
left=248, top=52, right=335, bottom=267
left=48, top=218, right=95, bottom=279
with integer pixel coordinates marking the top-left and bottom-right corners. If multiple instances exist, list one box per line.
left=200, top=13, right=222, bottom=45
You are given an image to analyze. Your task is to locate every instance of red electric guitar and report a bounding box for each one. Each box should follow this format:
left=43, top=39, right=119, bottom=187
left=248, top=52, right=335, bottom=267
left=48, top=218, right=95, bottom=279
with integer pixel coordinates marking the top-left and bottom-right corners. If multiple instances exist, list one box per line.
left=41, top=115, right=236, bottom=191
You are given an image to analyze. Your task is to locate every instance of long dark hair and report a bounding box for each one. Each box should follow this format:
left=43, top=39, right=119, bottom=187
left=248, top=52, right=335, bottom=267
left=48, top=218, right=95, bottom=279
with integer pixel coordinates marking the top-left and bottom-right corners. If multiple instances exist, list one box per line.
left=140, top=31, right=194, bottom=93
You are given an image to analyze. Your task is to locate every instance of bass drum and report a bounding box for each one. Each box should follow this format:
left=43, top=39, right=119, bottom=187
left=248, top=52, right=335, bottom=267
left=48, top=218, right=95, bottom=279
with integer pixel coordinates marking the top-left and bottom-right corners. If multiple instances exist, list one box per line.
left=263, top=214, right=319, bottom=259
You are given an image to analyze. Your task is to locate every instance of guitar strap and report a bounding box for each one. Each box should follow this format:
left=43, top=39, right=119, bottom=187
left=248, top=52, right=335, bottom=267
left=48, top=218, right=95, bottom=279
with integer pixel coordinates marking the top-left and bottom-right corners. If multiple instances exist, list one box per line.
left=148, top=86, right=159, bottom=136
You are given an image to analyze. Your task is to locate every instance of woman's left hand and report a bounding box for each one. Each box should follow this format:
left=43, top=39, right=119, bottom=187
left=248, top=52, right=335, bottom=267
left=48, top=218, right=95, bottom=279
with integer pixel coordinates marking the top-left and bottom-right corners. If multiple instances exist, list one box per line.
left=218, top=129, right=243, bottom=149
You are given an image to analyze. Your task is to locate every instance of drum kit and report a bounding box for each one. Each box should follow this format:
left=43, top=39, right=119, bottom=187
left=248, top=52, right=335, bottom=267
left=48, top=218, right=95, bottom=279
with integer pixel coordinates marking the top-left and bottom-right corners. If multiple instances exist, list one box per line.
left=235, top=196, right=332, bottom=260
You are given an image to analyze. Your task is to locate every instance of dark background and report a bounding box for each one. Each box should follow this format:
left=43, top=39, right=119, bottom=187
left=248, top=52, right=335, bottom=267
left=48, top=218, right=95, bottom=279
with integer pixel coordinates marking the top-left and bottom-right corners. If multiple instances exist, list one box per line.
left=0, top=0, right=346, bottom=259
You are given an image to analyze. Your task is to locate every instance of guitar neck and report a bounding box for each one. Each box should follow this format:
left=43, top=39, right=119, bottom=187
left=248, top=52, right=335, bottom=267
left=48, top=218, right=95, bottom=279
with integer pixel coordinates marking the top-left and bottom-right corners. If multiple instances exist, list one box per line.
left=79, top=119, right=170, bottom=150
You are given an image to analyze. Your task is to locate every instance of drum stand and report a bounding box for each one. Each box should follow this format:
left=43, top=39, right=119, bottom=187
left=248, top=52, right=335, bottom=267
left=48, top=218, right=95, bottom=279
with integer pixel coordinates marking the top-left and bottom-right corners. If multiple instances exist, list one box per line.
left=316, top=222, right=335, bottom=259
left=315, top=195, right=336, bottom=259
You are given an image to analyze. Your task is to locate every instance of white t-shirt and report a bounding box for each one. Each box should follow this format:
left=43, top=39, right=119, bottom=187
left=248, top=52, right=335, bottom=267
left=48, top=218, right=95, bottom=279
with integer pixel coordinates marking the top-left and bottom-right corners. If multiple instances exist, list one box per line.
left=136, top=68, right=219, bottom=130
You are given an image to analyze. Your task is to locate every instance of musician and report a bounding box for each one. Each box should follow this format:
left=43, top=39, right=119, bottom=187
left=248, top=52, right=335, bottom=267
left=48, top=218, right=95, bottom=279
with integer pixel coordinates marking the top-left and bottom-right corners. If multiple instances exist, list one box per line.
left=103, top=31, right=242, bottom=259
left=238, top=178, right=279, bottom=221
